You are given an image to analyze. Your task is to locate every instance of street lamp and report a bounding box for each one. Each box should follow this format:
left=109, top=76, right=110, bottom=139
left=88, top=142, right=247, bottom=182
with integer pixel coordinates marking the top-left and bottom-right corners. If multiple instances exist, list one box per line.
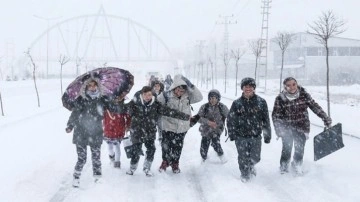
left=33, top=15, right=62, bottom=79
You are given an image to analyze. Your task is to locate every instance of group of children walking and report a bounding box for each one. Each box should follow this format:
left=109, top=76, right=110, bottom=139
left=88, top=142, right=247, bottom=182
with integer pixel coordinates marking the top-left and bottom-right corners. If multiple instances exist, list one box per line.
left=66, top=74, right=332, bottom=187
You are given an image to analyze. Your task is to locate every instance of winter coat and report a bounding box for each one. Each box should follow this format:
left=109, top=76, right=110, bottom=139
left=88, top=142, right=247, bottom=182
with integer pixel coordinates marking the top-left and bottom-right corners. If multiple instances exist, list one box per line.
left=227, top=94, right=271, bottom=141
left=198, top=102, right=229, bottom=137
left=126, top=90, right=190, bottom=144
left=157, top=75, right=203, bottom=133
left=272, top=86, right=331, bottom=136
left=103, top=100, right=131, bottom=140
left=67, top=94, right=109, bottom=147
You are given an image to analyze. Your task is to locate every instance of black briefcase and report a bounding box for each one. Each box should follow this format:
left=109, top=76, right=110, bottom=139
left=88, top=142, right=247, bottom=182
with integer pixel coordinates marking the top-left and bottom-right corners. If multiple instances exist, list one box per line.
left=314, top=123, right=344, bottom=161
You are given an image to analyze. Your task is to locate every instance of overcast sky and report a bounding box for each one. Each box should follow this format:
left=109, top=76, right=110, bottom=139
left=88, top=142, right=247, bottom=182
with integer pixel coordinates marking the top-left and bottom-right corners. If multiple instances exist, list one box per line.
left=1, top=0, right=359, bottom=56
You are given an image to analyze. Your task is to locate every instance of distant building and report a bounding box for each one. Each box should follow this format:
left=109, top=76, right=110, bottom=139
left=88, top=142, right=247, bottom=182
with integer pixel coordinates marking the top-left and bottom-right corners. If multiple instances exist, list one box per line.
left=269, top=32, right=360, bottom=84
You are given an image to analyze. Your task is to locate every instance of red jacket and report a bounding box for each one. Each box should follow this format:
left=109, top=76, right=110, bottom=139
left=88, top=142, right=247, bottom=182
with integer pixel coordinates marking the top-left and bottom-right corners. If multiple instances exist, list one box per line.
left=103, top=110, right=131, bottom=139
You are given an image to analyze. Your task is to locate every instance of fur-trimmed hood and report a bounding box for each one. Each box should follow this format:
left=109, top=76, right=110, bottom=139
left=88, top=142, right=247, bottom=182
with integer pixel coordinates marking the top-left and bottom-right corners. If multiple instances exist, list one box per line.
left=79, top=76, right=105, bottom=99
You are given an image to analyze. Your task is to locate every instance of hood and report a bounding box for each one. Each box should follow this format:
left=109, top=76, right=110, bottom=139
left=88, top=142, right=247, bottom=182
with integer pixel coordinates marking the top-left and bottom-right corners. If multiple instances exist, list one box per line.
left=169, top=74, right=188, bottom=91
left=79, top=76, right=105, bottom=99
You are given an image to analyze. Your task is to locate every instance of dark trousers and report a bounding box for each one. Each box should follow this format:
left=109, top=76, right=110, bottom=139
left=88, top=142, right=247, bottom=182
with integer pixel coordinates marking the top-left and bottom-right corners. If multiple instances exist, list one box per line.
left=73, top=144, right=102, bottom=178
left=235, top=136, right=261, bottom=177
left=200, top=133, right=224, bottom=159
left=130, top=140, right=156, bottom=165
left=161, top=131, right=186, bottom=164
left=280, top=129, right=306, bottom=167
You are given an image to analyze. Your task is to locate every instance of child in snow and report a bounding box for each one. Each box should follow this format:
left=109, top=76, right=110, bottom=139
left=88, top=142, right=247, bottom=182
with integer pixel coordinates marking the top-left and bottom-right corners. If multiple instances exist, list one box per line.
left=125, top=86, right=190, bottom=177
left=65, top=78, right=109, bottom=187
left=272, top=77, right=331, bottom=175
left=196, top=89, right=229, bottom=163
left=103, top=92, right=131, bottom=169
left=227, top=77, right=271, bottom=182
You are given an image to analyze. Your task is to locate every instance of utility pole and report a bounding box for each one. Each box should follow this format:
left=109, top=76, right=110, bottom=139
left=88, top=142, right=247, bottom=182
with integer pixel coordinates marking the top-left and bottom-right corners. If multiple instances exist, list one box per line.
left=217, top=14, right=236, bottom=93
left=33, top=15, right=62, bottom=79
left=217, top=15, right=237, bottom=64
left=258, top=0, right=271, bottom=92
left=195, top=40, right=206, bottom=86
left=214, top=44, right=217, bottom=84
left=5, top=41, right=15, bottom=80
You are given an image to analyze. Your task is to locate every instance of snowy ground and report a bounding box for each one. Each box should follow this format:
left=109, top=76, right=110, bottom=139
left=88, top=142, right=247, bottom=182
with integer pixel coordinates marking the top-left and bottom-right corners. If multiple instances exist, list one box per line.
left=0, top=76, right=359, bottom=202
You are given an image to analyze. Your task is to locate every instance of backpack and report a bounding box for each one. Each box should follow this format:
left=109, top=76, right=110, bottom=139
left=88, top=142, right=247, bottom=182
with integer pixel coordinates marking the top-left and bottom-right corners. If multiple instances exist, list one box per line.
left=190, top=103, right=227, bottom=129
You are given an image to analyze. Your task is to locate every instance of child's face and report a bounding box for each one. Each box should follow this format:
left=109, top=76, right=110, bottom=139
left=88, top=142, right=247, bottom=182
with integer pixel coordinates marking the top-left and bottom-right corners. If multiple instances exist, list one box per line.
left=142, top=91, right=153, bottom=102
left=209, top=96, right=218, bottom=106
left=154, top=84, right=161, bottom=92
left=242, top=85, right=255, bottom=98
left=285, top=80, right=298, bottom=94
left=174, top=87, right=186, bottom=97
left=87, top=81, right=98, bottom=92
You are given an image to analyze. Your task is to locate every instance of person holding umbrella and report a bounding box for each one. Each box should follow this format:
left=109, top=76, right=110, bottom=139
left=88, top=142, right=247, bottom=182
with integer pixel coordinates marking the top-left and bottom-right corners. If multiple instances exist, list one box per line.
left=65, top=77, right=109, bottom=187
left=62, top=67, right=134, bottom=188
left=272, top=77, right=332, bottom=175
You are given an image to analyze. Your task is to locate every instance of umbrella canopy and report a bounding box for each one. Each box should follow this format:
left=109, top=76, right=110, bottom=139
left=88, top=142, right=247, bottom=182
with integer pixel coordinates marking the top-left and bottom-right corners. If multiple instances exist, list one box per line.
left=62, top=67, right=134, bottom=111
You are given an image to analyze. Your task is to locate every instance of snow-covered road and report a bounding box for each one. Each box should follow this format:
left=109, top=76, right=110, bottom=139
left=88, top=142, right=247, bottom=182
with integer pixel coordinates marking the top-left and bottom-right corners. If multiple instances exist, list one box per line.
left=0, top=78, right=359, bottom=202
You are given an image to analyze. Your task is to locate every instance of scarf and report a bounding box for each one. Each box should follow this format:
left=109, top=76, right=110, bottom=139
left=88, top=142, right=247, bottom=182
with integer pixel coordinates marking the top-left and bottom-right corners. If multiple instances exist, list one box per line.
left=283, top=89, right=300, bottom=101
left=87, top=89, right=100, bottom=99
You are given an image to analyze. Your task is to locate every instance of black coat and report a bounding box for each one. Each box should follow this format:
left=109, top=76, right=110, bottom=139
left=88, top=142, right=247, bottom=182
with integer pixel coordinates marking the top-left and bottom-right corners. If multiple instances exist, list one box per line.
left=126, top=91, right=190, bottom=144
left=227, top=94, right=271, bottom=142
left=67, top=95, right=109, bottom=147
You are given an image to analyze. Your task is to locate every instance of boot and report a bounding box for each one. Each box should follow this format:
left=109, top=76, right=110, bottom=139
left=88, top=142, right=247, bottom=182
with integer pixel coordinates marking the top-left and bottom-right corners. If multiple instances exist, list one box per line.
left=171, top=161, right=181, bottom=174
left=218, top=154, right=228, bottom=164
left=240, top=174, right=250, bottom=183
left=109, top=154, right=115, bottom=162
left=280, top=163, right=289, bottom=174
left=291, top=161, right=303, bottom=175
left=114, top=161, right=121, bottom=168
left=126, top=163, right=138, bottom=175
left=158, top=160, right=169, bottom=172
left=72, top=176, right=80, bottom=188
left=143, top=160, right=153, bottom=177
left=250, top=165, right=257, bottom=177
left=94, top=175, right=102, bottom=183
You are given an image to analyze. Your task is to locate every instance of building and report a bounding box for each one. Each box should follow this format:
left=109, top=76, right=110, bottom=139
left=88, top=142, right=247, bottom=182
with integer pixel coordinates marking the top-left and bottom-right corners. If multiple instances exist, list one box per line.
left=269, top=32, right=360, bottom=84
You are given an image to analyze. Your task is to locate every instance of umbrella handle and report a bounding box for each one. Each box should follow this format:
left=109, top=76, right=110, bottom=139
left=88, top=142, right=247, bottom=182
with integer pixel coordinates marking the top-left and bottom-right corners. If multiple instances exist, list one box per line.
left=107, top=110, right=115, bottom=120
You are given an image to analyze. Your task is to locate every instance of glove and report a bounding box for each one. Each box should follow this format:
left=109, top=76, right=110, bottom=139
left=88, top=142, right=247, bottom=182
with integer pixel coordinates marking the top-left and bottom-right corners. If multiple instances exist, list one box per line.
left=264, top=137, right=271, bottom=144
left=324, top=117, right=332, bottom=128
left=65, top=125, right=74, bottom=133
left=181, top=76, right=194, bottom=88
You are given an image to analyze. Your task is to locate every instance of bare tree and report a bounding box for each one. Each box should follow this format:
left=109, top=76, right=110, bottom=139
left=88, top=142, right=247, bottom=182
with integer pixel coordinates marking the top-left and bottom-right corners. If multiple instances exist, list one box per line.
left=25, top=49, right=40, bottom=107
left=0, top=57, right=3, bottom=80
left=231, top=48, right=246, bottom=96
left=0, top=89, right=4, bottom=116
left=308, top=10, right=346, bottom=117
left=248, top=39, right=262, bottom=84
left=206, top=62, right=209, bottom=89
left=59, top=55, right=70, bottom=95
left=208, top=56, right=214, bottom=89
left=0, top=57, right=3, bottom=115
left=76, top=57, right=82, bottom=76
left=273, top=31, right=295, bottom=92
left=222, top=54, right=230, bottom=93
